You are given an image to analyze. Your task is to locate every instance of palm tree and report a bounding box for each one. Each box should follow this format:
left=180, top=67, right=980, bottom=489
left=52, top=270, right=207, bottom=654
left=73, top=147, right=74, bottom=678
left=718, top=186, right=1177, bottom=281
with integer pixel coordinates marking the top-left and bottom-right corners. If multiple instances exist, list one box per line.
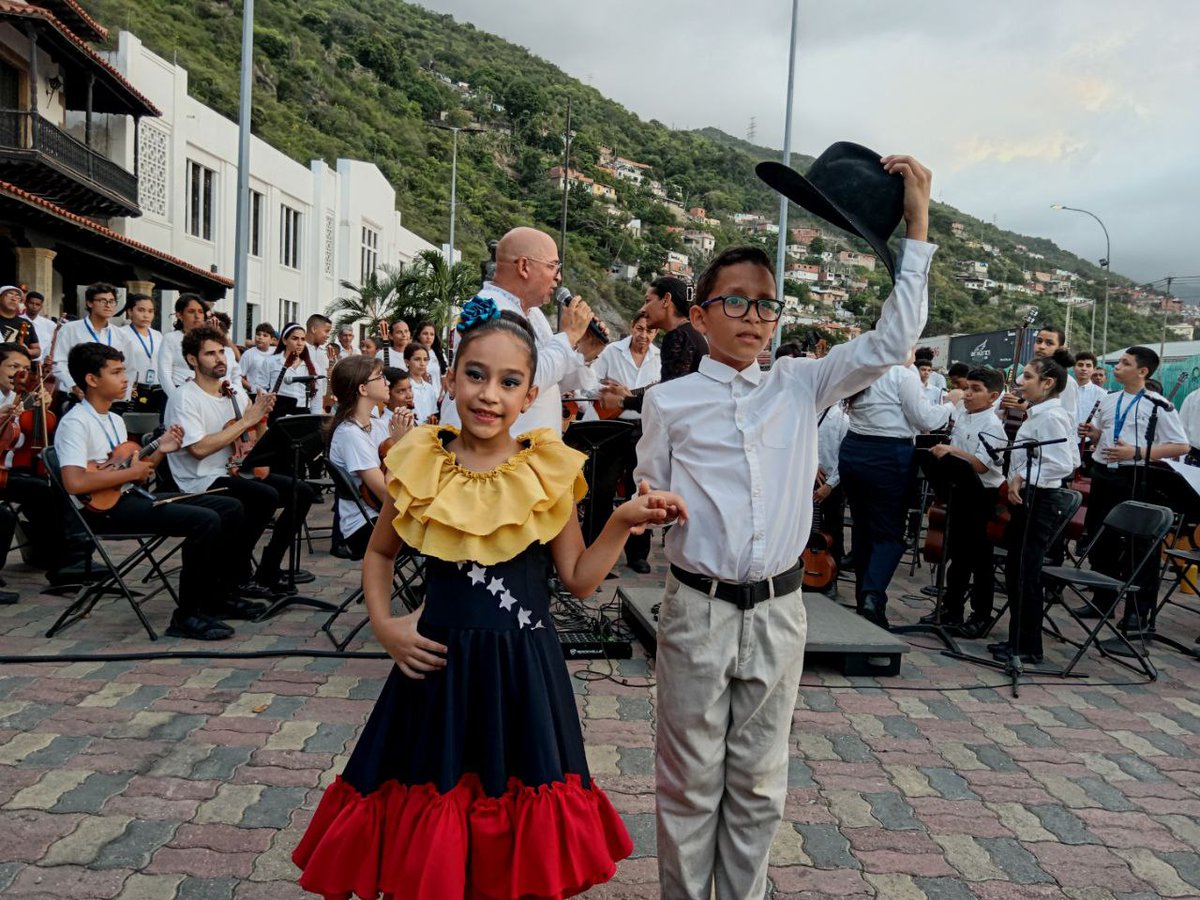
left=326, top=264, right=405, bottom=335
left=392, top=250, right=478, bottom=333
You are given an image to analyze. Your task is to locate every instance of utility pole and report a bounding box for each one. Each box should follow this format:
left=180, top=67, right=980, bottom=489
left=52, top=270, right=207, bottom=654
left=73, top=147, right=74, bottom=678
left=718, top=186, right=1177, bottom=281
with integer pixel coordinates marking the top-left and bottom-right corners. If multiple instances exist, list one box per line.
left=558, top=98, right=572, bottom=328
left=231, top=0, right=254, bottom=344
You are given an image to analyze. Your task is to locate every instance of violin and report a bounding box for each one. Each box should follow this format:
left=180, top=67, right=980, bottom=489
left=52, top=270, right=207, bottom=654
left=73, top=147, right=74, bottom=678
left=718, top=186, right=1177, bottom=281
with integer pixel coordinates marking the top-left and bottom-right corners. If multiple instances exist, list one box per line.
left=12, top=317, right=65, bottom=475
left=222, top=380, right=268, bottom=479
left=79, top=433, right=163, bottom=512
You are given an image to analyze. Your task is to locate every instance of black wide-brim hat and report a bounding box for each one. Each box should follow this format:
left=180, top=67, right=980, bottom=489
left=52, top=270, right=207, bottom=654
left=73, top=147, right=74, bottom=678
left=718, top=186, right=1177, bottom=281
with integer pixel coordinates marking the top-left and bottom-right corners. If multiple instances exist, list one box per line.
left=756, top=141, right=905, bottom=281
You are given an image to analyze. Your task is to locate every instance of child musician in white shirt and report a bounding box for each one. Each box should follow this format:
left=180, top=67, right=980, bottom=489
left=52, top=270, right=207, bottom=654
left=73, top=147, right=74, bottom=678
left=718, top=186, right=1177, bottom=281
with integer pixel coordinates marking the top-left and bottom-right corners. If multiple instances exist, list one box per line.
left=636, top=154, right=935, bottom=899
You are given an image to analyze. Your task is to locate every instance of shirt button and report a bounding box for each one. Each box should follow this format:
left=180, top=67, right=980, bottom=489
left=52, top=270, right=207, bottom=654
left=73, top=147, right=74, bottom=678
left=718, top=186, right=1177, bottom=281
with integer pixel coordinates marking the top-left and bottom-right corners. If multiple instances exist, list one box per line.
left=754, top=531, right=763, bottom=539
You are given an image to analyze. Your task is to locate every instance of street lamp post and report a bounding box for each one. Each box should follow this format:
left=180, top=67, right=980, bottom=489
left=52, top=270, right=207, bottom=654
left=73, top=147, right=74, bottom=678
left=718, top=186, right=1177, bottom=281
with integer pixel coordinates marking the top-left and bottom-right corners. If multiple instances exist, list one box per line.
left=772, top=0, right=801, bottom=355
left=430, top=123, right=485, bottom=267
left=231, top=0, right=254, bottom=344
left=1051, top=204, right=1110, bottom=359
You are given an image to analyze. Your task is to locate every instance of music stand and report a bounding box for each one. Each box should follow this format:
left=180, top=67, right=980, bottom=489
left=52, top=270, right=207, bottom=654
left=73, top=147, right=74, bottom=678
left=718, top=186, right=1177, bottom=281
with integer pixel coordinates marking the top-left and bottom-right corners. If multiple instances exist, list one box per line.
left=563, top=420, right=636, bottom=545
left=239, top=414, right=337, bottom=620
left=893, top=451, right=973, bottom=653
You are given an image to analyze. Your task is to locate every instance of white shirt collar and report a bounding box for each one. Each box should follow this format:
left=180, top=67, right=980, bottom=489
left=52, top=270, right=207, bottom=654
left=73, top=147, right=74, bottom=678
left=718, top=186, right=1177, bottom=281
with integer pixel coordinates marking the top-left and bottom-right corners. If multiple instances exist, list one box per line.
left=1027, top=397, right=1062, bottom=419
left=698, top=353, right=762, bottom=387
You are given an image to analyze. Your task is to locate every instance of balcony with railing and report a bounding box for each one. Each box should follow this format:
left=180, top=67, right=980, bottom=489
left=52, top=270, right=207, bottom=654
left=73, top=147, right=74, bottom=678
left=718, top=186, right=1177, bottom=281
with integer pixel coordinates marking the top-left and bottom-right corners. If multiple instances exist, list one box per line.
left=0, top=109, right=140, bottom=218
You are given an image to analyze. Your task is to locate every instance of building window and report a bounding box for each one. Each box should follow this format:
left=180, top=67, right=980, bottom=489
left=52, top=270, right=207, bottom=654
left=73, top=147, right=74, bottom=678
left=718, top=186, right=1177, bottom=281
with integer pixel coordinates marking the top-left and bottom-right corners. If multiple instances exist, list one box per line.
left=280, top=205, right=302, bottom=269
left=249, top=190, right=263, bottom=257
left=245, top=303, right=258, bottom=340
left=361, top=225, right=379, bottom=282
left=186, top=160, right=215, bottom=240
left=278, top=298, right=298, bottom=326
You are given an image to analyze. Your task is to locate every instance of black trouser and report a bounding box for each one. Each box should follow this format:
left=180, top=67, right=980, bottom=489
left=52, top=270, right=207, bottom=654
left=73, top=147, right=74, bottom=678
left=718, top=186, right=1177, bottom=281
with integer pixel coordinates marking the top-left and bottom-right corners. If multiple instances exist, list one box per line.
left=0, top=471, right=58, bottom=570
left=212, top=473, right=316, bottom=584
left=1005, top=486, right=1076, bottom=656
left=944, top=481, right=995, bottom=622
left=343, top=522, right=372, bottom=561
left=581, top=422, right=650, bottom=564
left=1085, top=467, right=1159, bottom=620
left=84, top=492, right=243, bottom=614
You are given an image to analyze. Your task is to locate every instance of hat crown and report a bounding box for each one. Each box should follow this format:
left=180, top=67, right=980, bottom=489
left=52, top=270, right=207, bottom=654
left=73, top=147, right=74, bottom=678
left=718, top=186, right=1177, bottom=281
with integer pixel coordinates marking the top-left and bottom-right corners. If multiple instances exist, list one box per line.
left=804, top=142, right=904, bottom=244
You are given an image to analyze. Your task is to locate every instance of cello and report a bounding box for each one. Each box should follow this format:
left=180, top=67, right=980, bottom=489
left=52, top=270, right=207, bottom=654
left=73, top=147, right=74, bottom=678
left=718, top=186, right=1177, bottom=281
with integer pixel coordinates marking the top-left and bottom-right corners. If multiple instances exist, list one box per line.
left=1000, top=307, right=1040, bottom=440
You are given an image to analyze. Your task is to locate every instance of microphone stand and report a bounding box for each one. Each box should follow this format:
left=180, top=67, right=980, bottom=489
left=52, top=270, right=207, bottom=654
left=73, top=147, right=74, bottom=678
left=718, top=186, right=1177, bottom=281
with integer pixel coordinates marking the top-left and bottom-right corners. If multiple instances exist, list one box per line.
left=943, top=435, right=1080, bottom=698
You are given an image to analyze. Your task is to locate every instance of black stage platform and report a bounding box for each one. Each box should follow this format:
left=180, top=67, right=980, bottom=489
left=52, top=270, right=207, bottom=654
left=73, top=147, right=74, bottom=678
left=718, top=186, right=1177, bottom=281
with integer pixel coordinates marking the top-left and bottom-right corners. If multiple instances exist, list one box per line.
left=619, top=585, right=910, bottom=676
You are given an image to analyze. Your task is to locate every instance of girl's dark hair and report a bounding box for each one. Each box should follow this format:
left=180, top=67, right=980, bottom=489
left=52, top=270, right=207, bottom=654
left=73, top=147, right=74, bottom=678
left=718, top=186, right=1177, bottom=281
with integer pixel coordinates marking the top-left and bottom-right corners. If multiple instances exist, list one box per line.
left=324, top=355, right=382, bottom=450
left=120, top=293, right=154, bottom=318
left=650, top=276, right=691, bottom=318
left=454, top=309, right=537, bottom=379
left=403, top=342, right=428, bottom=363
left=1028, top=348, right=1072, bottom=397
left=693, top=246, right=774, bottom=305
left=174, top=294, right=208, bottom=331
left=416, top=321, right=447, bottom=368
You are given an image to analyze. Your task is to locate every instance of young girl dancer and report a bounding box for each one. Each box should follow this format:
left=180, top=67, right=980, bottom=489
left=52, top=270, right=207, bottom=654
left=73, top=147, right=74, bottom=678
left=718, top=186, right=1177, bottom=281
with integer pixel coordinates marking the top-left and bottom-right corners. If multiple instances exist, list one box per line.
left=294, top=297, right=686, bottom=899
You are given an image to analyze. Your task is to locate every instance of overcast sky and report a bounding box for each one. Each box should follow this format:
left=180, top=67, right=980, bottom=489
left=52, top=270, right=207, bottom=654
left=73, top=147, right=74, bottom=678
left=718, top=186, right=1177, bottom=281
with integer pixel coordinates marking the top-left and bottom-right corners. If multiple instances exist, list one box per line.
left=417, top=0, right=1198, bottom=297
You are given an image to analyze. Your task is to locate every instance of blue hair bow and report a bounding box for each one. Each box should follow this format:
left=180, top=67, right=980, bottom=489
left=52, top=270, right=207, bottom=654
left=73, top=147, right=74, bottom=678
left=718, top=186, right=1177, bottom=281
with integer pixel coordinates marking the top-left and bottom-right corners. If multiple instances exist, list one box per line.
left=456, top=296, right=502, bottom=333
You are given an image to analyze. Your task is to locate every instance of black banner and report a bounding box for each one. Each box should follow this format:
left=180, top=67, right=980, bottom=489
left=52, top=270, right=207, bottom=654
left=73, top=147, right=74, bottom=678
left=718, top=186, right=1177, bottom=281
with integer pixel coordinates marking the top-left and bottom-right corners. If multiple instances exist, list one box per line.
left=948, top=329, right=1034, bottom=372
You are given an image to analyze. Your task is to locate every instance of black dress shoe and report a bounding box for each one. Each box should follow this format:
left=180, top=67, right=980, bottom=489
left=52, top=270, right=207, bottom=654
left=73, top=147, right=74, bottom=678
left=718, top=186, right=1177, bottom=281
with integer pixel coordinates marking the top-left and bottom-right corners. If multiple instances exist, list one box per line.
left=1071, top=603, right=1114, bottom=620
left=166, top=613, right=234, bottom=641
left=986, top=640, right=1010, bottom=654
left=838, top=555, right=854, bottom=571
left=211, top=597, right=268, bottom=621
left=290, top=569, right=316, bottom=585
left=956, top=617, right=992, bottom=640
left=920, top=611, right=963, bottom=627
left=991, top=645, right=1043, bottom=664
left=0, top=590, right=17, bottom=605
left=628, top=559, right=652, bottom=575
left=860, top=596, right=889, bottom=630
left=238, top=581, right=280, bottom=600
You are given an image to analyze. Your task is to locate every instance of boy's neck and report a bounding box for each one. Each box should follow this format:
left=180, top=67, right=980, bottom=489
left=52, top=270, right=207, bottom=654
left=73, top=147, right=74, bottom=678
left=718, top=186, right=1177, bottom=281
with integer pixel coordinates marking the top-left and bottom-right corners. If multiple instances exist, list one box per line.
left=85, top=390, right=116, bottom=414
left=1075, top=371, right=1090, bottom=385
left=88, top=313, right=109, bottom=330
left=1121, top=378, right=1146, bottom=394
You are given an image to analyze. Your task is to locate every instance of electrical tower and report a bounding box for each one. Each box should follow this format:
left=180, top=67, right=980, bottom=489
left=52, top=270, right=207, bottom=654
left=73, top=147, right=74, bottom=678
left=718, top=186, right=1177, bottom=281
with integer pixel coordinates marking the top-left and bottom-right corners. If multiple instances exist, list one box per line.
left=747, top=117, right=757, bottom=143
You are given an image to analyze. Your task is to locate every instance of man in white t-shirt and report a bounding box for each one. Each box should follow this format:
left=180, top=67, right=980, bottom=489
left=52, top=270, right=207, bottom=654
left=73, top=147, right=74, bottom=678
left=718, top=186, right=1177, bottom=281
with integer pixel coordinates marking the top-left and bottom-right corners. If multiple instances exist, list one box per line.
left=164, top=325, right=317, bottom=595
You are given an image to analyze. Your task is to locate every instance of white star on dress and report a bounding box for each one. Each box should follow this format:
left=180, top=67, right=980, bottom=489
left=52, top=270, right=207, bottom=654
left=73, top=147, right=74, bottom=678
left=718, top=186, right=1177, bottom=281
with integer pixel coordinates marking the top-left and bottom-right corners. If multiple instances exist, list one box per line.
left=532, top=620, right=545, bottom=631
left=517, top=607, right=532, bottom=629
left=499, top=590, right=517, bottom=611
left=486, top=577, right=505, bottom=596
left=468, top=565, right=486, bottom=585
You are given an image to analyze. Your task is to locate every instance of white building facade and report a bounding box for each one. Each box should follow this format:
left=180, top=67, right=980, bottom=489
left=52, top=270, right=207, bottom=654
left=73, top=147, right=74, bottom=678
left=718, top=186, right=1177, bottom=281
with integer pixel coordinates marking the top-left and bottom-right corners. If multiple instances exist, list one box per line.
left=103, top=31, right=438, bottom=334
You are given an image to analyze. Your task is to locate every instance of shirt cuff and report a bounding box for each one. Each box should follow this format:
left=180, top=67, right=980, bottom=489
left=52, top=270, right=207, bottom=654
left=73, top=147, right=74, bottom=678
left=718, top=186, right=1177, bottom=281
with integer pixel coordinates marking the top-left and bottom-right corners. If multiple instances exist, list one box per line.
left=550, top=331, right=584, bottom=363
left=895, top=238, right=938, bottom=275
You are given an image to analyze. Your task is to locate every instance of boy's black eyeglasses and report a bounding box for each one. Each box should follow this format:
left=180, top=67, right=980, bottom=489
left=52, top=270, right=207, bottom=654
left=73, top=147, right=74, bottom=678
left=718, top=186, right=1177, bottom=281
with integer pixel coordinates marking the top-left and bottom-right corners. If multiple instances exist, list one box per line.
left=698, top=296, right=784, bottom=322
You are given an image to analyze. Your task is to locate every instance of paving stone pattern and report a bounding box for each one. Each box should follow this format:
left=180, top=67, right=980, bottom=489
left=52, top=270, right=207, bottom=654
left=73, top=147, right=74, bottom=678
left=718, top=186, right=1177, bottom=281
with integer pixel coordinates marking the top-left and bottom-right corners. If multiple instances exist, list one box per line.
left=1, top=507, right=1199, bottom=898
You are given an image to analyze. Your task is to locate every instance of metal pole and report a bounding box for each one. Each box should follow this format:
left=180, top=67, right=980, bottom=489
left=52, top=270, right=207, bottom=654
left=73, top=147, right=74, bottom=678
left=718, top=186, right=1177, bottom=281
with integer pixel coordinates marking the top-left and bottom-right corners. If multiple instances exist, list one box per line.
left=1100, top=233, right=1111, bottom=362
left=1065, top=297, right=1072, bottom=348
left=772, top=0, right=801, bottom=355
left=231, top=0, right=254, bottom=344
left=448, top=128, right=458, bottom=265
left=558, top=98, right=571, bottom=329
left=1161, top=276, right=1173, bottom=359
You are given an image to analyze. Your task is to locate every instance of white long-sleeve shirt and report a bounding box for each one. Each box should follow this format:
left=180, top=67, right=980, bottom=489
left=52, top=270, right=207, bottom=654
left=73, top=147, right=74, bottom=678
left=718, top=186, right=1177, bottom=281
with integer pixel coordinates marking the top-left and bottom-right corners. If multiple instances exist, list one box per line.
left=1075, top=380, right=1107, bottom=430
left=1009, top=398, right=1080, bottom=487
left=439, top=282, right=589, bottom=436
left=52, top=317, right=127, bottom=393
left=635, top=238, right=936, bottom=583
left=816, top=403, right=848, bottom=488
left=1180, top=390, right=1200, bottom=449
left=847, top=364, right=954, bottom=438
left=948, top=405, right=1006, bottom=488
left=580, top=336, right=662, bottom=422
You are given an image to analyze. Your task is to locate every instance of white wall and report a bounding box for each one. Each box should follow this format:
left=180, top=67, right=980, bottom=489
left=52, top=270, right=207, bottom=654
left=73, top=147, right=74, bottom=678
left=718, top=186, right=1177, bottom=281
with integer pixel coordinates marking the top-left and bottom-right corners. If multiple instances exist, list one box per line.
left=105, top=31, right=438, bottom=332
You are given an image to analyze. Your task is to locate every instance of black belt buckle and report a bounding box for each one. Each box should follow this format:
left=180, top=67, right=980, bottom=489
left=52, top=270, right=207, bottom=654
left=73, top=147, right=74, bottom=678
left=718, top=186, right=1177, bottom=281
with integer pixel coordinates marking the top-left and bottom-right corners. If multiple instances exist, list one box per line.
left=720, top=581, right=760, bottom=610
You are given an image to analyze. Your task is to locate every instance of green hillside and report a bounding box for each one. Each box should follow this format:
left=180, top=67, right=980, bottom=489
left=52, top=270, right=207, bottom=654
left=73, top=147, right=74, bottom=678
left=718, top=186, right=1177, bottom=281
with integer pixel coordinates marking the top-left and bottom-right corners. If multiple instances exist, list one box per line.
left=93, top=0, right=1178, bottom=347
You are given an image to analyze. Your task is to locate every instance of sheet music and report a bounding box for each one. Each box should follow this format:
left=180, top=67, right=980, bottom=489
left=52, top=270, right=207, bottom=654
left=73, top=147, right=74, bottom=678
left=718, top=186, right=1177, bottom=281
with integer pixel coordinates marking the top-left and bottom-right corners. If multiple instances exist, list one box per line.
left=1163, top=459, right=1200, bottom=499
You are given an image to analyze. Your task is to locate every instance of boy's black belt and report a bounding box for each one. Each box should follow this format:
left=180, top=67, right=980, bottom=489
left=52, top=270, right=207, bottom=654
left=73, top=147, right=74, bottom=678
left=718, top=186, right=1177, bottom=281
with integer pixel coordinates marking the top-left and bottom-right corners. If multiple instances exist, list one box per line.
left=669, top=562, right=804, bottom=610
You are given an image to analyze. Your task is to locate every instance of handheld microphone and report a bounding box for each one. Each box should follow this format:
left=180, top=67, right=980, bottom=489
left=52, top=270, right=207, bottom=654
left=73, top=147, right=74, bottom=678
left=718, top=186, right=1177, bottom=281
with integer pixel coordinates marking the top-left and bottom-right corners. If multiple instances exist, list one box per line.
left=556, top=287, right=609, bottom=345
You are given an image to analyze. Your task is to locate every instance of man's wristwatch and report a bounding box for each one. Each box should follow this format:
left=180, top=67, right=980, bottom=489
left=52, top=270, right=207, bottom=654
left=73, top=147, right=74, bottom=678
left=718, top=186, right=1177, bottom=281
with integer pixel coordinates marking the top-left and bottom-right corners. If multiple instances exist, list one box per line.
left=1133, top=448, right=1143, bottom=462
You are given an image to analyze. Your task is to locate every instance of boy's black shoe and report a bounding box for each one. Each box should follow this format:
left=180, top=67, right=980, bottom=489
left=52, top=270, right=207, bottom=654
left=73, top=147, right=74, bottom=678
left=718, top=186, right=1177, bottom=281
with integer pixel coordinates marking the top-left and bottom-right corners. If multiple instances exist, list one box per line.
left=859, top=595, right=889, bottom=630
left=955, top=617, right=992, bottom=640
left=919, top=610, right=962, bottom=627
left=991, top=645, right=1043, bottom=664
left=166, top=613, right=234, bottom=641
left=0, top=590, right=17, bottom=605
left=986, top=640, right=1009, bottom=655
left=628, top=559, right=651, bottom=574
left=211, top=597, right=268, bottom=621
left=238, top=581, right=280, bottom=601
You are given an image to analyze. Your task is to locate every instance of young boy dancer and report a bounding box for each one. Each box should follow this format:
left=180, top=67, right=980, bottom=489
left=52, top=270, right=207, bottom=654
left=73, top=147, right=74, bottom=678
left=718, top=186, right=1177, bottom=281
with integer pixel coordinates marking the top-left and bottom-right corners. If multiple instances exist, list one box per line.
left=636, top=153, right=934, bottom=898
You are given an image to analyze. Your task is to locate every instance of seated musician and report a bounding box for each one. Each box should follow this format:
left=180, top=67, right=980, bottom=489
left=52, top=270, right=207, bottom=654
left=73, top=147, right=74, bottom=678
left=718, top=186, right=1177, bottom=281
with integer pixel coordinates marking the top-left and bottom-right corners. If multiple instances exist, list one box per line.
left=0, top=342, right=57, bottom=581
left=925, top=366, right=1005, bottom=637
left=261, top=323, right=319, bottom=421
left=325, top=357, right=411, bottom=559
left=53, top=343, right=249, bottom=640
left=164, top=325, right=317, bottom=598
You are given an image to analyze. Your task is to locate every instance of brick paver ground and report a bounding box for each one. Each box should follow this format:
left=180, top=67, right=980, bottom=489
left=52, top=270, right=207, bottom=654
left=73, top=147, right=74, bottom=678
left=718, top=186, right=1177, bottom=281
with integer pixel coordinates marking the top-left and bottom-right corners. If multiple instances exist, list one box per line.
left=1, top=506, right=1199, bottom=899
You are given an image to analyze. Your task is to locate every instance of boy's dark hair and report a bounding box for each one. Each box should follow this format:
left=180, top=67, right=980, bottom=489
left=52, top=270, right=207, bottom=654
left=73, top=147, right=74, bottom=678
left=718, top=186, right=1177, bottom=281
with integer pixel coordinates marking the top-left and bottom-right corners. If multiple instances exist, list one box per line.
left=25, top=291, right=43, bottom=302
left=1125, top=345, right=1160, bottom=377
left=181, top=325, right=227, bottom=370
left=255, top=322, right=276, bottom=338
left=916, top=356, right=933, bottom=368
left=454, top=309, right=537, bottom=379
left=1074, top=350, right=1096, bottom=364
left=306, top=313, right=332, bottom=331
left=650, top=276, right=691, bottom=318
left=947, top=362, right=970, bottom=379
left=0, top=341, right=31, bottom=365
left=68, top=341, right=124, bottom=389
left=211, top=311, right=232, bottom=331
left=85, top=282, right=117, bottom=304
left=693, top=247, right=774, bottom=305
left=382, top=366, right=410, bottom=387
left=967, top=366, right=1004, bottom=394
left=1028, top=349, right=1072, bottom=396
left=1037, top=323, right=1066, bottom=346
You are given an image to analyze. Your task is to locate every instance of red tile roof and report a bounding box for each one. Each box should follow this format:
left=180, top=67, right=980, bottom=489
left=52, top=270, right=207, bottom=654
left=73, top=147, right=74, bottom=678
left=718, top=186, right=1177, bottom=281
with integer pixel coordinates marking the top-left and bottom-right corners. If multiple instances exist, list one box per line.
left=0, top=1, right=158, bottom=117
left=0, top=179, right=234, bottom=288
left=35, top=0, right=108, bottom=42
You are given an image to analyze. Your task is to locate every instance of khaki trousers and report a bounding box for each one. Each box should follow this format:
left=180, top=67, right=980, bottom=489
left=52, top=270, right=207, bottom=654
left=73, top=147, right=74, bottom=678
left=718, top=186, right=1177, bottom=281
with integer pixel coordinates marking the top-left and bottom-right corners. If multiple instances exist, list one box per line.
left=655, top=573, right=808, bottom=899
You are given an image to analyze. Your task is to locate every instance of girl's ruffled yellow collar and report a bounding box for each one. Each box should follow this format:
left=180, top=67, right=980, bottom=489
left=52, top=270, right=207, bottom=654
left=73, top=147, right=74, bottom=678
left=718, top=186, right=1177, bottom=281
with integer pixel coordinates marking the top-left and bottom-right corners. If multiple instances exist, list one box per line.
left=382, top=425, right=587, bottom=564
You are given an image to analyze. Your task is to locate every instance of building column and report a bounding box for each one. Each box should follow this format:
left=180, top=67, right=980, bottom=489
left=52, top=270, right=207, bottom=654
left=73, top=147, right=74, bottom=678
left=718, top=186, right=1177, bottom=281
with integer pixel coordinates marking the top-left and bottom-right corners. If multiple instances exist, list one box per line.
left=14, top=246, right=56, bottom=309
left=125, top=279, right=155, bottom=299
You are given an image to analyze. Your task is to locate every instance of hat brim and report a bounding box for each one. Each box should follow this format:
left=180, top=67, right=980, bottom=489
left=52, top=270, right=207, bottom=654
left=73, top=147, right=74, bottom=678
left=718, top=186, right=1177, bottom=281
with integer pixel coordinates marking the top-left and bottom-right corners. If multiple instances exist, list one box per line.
left=756, top=161, right=897, bottom=281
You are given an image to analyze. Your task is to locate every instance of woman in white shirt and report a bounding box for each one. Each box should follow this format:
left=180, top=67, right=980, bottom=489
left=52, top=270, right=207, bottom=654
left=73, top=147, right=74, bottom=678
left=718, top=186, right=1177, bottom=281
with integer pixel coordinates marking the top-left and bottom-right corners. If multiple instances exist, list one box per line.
left=325, top=356, right=409, bottom=558
left=120, top=293, right=163, bottom=409
left=1000, top=351, right=1080, bottom=664
left=261, top=323, right=319, bottom=421
left=838, top=352, right=962, bottom=628
left=415, top=321, right=447, bottom=390
left=404, top=343, right=439, bottom=424
left=158, top=295, right=240, bottom=397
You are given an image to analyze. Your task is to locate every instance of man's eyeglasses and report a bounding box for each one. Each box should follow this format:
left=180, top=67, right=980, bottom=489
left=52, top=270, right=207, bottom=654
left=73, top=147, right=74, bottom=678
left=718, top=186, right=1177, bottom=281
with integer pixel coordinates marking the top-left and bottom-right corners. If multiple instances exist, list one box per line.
left=508, top=255, right=562, bottom=274
left=92, top=297, right=118, bottom=307
left=698, top=296, right=783, bottom=322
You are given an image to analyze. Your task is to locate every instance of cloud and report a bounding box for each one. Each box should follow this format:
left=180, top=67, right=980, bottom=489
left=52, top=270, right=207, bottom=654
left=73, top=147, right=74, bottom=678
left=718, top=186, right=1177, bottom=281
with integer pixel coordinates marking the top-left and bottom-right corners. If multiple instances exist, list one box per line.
left=952, top=134, right=1091, bottom=168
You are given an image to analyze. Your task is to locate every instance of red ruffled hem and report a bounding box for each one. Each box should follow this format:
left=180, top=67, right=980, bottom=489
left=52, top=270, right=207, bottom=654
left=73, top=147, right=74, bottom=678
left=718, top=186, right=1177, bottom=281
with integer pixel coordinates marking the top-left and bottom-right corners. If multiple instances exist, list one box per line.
left=293, top=773, right=633, bottom=900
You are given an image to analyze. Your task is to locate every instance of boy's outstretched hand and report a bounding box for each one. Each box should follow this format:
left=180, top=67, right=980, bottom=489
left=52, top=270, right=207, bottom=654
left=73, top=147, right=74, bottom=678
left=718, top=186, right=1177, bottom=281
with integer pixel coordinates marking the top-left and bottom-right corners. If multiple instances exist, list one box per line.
left=617, top=480, right=688, bottom=535
left=882, top=154, right=932, bottom=243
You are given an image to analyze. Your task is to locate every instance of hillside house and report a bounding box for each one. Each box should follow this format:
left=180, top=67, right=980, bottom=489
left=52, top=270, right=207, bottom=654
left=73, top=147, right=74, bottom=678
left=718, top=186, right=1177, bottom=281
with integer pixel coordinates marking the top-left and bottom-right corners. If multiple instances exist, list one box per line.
left=682, top=230, right=715, bottom=255
left=792, top=226, right=822, bottom=244
left=785, top=263, right=819, bottom=282
left=836, top=249, right=876, bottom=271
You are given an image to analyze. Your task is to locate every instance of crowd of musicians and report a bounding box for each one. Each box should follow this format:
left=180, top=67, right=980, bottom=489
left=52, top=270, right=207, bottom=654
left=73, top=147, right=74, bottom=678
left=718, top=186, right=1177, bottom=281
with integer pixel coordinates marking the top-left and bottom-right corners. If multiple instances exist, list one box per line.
left=2, top=266, right=1200, bottom=659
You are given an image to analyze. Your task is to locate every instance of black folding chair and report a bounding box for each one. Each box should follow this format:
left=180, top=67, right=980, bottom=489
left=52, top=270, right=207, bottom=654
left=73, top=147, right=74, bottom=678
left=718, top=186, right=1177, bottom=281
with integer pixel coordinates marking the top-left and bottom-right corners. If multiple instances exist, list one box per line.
left=321, top=460, right=424, bottom=651
left=1040, top=500, right=1173, bottom=679
left=42, top=448, right=181, bottom=641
